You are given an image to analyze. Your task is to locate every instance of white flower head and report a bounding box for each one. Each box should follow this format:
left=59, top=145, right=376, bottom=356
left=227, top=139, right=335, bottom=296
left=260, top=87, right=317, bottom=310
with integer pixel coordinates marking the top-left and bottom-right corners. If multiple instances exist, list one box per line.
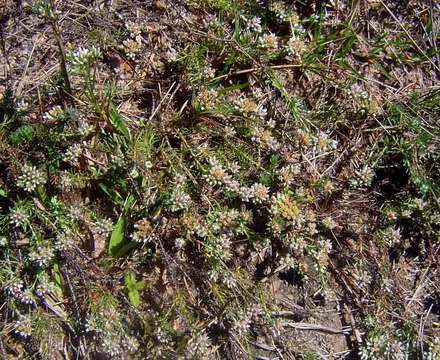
left=17, top=164, right=46, bottom=192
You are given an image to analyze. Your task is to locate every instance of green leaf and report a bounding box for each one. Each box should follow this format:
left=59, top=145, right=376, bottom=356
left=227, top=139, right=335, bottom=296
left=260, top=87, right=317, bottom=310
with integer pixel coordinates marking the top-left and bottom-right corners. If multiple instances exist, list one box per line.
left=128, top=289, right=140, bottom=307
left=335, top=32, right=357, bottom=60
left=98, top=183, right=124, bottom=206
left=0, top=87, right=15, bottom=125
left=52, top=262, right=64, bottom=297
left=136, top=281, right=146, bottom=290
left=122, top=194, right=136, bottom=215
left=0, top=187, right=7, bottom=198
left=125, top=272, right=144, bottom=307
left=109, top=103, right=130, bottom=141
left=8, top=125, right=34, bottom=145
left=125, top=272, right=137, bottom=290
left=108, top=194, right=136, bottom=256
left=109, top=215, right=126, bottom=255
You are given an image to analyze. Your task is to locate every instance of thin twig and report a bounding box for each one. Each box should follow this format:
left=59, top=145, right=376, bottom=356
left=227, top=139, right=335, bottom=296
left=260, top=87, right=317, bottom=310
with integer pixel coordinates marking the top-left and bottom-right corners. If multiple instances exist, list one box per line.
left=283, top=321, right=351, bottom=335
left=148, top=81, right=177, bottom=122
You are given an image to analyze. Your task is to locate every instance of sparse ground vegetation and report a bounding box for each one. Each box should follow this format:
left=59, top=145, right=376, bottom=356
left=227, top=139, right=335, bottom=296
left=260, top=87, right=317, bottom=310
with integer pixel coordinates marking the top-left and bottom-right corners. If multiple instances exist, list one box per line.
left=0, top=0, right=439, bottom=358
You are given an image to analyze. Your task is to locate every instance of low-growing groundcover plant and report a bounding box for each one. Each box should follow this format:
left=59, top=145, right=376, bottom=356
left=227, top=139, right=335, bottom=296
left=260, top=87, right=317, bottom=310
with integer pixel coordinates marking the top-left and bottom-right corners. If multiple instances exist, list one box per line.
left=0, top=0, right=439, bottom=358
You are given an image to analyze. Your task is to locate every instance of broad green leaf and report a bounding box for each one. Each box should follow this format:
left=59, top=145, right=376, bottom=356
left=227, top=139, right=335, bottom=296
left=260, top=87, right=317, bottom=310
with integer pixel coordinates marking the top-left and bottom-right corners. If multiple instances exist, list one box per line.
left=113, top=241, right=137, bottom=257
left=109, top=103, right=130, bottom=141
left=108, top=194, right=136, bottom=256
left=109, top=215, right=126, bottom=256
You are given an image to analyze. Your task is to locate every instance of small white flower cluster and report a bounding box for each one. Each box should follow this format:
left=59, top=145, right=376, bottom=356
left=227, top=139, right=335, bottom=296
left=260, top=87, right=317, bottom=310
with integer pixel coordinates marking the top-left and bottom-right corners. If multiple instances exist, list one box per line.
left=224, top=125, right=236, bottom=137
left=4, top=279, right=35, bottom=305
left=352, top=265, right=372, bottom=291
left=78, top=118, right=94, bottom=137
left=259, top=33, right=279, bottom=51
left=121, top=38, right=142, bottom=60
left=28, top=243, right=55, bottom=267
left=63, top=143, right=83, bottom=166
left=85, top=312, right=139, bottom=356
left=284, top=232, right=307, bottom=254
left=217, top=208, right=240, bottom=229
left=55, top=230, right=76, bottom=251
left=203, top=65, right=216, bottom=79
left=13, top=315, right=33, bottom=338
left=278, top=163, right=301, bottom=185
left=68, top=205, right=83, bottom=221
left=173, top=173, right=187, bottom=186
left=130, top=218, right=156, bottom=243
left=270, top=1, right=291, bottom=22
left=60, top=172, right=74, bottom=189
left=110, top=152, right=126, bottom=167
left=359, top=330, right=404, bottom=360
left=4, top=278, right=24, bottom=298
left=322, top=216, right=338, bottom=230
left=197, top=88, right=219, bottom=111
left=246, top=16, right=262, bottom=33
left=67, top=46, right=101, bottom=72
left=350, top=82, right=370, bottom=101
left=186, top=331, right=213, bottom=358
left=222, top=273, right=238, bottom=289
left=35, top=274, right=55, bottom=297
left=0, top=236, right=7, bottom=246
left=101, top=333, right=123, bottom=357
left=251, top=127, right=280, bottom=151
left=44, top=105, right=63, bottom=121
left=10, top=207, right=29, bottom=228
left=231, top=309, right=253, bottom=338
left=169, top=187, right=191, bottom=212
left=349, top=165, right=375, bottom=188
left=175, top=237, right=186, bottom=249
left=204, top=157, right=271, bottom=204
left=84, top=316, right=100, bottom=333
left=184, top=215, right=209, bottom=238
left=249, top=183, right=270, bottom=204
left=314, top=238, right=333, bottom=271
left=92, top=218, right=114, bottom=237
left=17, top=164, right=46, bottom=192
left=279, top=253, right=296, bottom=269
left=382, top=227, right=401, bottom=247
left=425, top=337, right=440, bottom=360
left=123, top=335, right=140, bottom=354
left=205, top=156, right=232, bottom=187
left=19, top=288, right=36, bottom=305
left=285, top=35, right=306, bottom=59
left=314, top=131, right=339, bottom=152
left=232, top=96, right=267, bottom=119
left=202, top=13, right=218, bottom=28
left=205, top=235, right=234, bottom=282
left=215, top=233, right=233, bottom=261
left=125, top=21, right=142, bottom=37
left=16, top=98, right=29, bottom=112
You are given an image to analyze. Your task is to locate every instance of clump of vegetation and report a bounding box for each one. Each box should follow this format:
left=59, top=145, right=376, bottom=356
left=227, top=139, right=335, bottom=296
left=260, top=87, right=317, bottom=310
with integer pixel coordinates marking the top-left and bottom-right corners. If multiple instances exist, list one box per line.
left=0, top=0, right=439, bottom=358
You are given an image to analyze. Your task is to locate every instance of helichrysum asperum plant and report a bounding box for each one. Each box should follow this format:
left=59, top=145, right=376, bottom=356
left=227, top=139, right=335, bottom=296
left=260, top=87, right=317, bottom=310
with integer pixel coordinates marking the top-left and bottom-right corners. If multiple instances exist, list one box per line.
left=1, top=0, right=439, bottom=358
